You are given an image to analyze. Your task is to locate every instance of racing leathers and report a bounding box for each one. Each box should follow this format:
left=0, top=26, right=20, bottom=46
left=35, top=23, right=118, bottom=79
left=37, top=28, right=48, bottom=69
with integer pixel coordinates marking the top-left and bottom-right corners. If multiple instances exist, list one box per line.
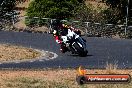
left=53, top=24, right=81, bottom=53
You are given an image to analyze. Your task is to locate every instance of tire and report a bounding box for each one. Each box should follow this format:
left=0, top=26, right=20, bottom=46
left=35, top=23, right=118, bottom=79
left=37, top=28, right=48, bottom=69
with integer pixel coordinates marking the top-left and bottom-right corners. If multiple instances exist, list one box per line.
left=76, top=76, right=86, bottom=85
left=73, top=42, right=87, bottom=56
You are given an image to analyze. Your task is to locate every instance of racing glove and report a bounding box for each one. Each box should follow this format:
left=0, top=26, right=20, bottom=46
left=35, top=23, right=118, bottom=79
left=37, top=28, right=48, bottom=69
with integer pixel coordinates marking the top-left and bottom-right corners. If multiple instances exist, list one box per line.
left=56, top=40, right=62, bottom=44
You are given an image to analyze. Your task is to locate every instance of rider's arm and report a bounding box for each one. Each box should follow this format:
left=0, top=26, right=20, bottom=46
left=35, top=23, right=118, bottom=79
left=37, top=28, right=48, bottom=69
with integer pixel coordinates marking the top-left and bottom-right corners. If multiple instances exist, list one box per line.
left=54, top=35, right=62, bottom=44
left=53, top=30, right=62, bottom=44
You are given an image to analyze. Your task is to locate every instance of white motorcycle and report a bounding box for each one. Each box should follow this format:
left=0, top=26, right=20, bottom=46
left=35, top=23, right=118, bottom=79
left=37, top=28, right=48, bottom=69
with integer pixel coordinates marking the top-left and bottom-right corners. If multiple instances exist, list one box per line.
left=61, top=29, right=88, bottom=56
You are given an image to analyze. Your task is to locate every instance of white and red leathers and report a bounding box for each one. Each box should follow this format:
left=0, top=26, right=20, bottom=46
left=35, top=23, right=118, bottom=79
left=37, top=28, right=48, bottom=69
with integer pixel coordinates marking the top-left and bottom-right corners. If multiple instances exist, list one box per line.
left=53, top=24, right=81, bottom=53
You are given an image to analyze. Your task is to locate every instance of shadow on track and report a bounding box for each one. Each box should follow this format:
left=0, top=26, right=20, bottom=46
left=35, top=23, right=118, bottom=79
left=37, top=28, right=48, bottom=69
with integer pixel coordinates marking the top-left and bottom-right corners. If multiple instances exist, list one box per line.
left=67, top=54, right=93, bottom=57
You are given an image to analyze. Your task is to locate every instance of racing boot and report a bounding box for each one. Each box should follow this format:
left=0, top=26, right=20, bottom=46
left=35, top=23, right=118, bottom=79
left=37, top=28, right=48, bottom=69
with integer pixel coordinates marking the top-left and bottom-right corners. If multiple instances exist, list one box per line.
left=60, top=44, right=68, bottom=53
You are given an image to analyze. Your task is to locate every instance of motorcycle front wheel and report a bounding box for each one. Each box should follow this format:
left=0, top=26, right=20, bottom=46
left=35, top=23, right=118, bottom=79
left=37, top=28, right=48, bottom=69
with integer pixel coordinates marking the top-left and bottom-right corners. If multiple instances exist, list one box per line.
left=73, top=42, right=88, bottom=57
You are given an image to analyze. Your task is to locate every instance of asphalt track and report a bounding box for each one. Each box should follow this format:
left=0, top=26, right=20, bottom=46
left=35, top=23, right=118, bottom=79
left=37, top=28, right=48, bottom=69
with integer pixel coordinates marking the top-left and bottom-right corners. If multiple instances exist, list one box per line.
left=0, top=31, right=132, bottom=69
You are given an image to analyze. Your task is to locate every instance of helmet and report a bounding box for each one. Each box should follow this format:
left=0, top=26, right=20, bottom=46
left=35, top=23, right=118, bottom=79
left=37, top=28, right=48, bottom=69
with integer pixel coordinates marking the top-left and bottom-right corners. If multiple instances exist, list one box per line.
left=51, top=19, right=62, bottom=26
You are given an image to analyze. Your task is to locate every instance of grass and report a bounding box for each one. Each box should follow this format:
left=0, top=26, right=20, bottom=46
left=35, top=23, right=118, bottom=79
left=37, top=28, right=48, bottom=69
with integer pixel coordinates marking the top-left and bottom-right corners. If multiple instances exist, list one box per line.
left=106, top=62, right=118, bottom=74
left=4, top=77, right=69, bottom=88
left=0, top=44, right=42, bottom=62
left=3, top=78, right=132, bottom=88
left=0, top=66, right=131, bottom=88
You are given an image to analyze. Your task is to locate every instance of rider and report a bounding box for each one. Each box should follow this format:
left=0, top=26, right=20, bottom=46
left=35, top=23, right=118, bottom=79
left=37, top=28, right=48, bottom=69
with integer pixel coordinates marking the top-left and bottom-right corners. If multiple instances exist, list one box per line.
left=51, top=19, right=80, bottom=53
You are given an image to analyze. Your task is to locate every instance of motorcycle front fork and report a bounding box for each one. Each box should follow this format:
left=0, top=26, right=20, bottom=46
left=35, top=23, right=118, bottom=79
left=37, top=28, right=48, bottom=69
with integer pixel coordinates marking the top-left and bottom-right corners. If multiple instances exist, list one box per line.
left=68, top=44, right=77, bottom=54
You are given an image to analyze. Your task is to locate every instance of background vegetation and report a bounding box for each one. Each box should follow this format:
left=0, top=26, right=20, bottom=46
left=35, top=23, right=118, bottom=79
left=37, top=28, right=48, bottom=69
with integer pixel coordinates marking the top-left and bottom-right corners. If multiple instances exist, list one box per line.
left=104, top=0, right=132, bottom=25
left=25, top=0, right=132, bottom=25
left=0, top=0, right=131, bottom=24
left=0, top=0, right=132, bottom=38
left=1, top=0, right=131, bottom=25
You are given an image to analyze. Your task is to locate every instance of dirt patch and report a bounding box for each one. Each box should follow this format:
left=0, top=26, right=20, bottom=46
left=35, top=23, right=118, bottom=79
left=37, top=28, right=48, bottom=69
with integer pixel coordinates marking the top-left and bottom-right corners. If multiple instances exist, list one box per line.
left=14, top=0, right=32, bottom=29
left=85, top=0, right=108, bottom=10
left=16, top=0, right=31, bottom=16
left=0, top=44, right=55, bottom=63
left=25, top=26, right=49, bottom=33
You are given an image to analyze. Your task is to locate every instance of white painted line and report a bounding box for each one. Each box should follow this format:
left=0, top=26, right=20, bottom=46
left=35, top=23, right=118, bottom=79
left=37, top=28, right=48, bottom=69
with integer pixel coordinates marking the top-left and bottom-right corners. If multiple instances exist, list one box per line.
left=29, top=60, right=34, bottom=63
left=38, top=59, right=44, bottom=62
left=0, top=49, right=58, bottom=64
left=14, top=61, right=20, bottom=63
left=50, top=52, right=58, bottom=60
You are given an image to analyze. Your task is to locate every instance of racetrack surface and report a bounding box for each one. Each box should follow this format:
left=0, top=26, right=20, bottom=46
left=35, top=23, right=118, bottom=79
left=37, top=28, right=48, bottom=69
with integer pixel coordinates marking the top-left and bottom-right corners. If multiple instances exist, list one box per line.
left=0, top=31, right=132, bottom=69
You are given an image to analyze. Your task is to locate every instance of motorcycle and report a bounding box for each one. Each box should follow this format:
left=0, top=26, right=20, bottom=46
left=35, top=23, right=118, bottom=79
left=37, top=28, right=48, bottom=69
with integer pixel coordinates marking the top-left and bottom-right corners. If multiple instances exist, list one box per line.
left=61, top=29, right=88, bottom=56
